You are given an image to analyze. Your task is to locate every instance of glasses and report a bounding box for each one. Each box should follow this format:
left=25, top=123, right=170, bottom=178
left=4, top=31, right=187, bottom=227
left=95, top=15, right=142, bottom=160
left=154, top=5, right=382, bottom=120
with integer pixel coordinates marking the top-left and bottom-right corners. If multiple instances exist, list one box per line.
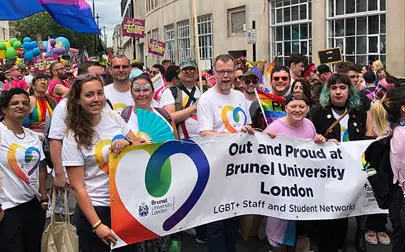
left=181, top=69, right=196, bottom=74
left=112, top=65, right=130, bottom=70
left=76, top=73, right=99, bottom=81
left=244, top=79, right=259, bottom=85
left=215, top=69, right=235, bottom=75
left=273, top=76, right=289, bottom=81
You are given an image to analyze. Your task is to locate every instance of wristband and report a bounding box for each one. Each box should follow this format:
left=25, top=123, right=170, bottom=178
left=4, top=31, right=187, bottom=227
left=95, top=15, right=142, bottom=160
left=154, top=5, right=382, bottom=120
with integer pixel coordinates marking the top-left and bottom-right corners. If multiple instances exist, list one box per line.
left=125, top=137, right=133, bottom=146
left=92, top=220, right=102, bottom=232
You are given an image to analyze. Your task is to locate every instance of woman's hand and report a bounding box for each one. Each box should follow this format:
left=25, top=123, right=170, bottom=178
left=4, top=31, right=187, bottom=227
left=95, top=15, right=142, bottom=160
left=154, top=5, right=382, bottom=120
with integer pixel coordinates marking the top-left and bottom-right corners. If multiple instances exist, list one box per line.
left=327, top=139, right=340, bottom=145
left=265, top=130, right=277, bottom=138
left=313, top=134, right=326, bottom=143
left=95, top=224, right=117, bottom=245
left=241, top=125, right=255, bottom=135
left=110, top=139, right=129, bottom=158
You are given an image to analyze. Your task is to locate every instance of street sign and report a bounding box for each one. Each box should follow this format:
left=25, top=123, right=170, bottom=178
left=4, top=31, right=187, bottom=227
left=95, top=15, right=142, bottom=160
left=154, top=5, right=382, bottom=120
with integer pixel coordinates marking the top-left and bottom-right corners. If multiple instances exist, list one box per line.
left=247, top=29, right=256, bottom=44
left=318, top=47, right=342, bottom=64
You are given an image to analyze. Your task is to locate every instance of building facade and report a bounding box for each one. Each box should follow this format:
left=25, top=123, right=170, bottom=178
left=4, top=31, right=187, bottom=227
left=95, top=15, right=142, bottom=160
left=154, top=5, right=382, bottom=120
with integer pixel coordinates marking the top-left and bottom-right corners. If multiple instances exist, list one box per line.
left=117, top=0, right=405, bottom=77
left=0, top=21, right=10, bottom=41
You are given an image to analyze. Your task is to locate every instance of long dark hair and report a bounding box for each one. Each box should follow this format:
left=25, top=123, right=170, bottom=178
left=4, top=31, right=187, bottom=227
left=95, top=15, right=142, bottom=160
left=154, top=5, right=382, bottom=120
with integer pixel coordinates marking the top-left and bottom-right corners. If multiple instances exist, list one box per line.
left=65, top=74, right=105, bottom=149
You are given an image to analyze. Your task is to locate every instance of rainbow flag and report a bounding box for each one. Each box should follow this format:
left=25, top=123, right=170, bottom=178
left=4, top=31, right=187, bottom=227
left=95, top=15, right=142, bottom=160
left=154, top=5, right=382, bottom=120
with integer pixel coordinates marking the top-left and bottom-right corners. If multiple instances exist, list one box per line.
left=256, top=90, right=286, bottom=125
left=0, top=0, right=100, bottom=34
left=262, top=56, right=278, bottom=89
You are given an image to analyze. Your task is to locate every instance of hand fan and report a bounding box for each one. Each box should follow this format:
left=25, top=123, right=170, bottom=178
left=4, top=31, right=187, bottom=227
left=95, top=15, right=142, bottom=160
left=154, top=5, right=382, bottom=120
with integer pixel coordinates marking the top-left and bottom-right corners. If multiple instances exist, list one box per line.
left=135, top=108, right=175, bottom=143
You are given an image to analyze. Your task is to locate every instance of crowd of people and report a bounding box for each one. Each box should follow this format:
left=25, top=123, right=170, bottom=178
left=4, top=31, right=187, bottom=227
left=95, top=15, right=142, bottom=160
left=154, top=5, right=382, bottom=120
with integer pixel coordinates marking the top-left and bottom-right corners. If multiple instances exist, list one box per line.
left=0, top=52, right=404, bottom=252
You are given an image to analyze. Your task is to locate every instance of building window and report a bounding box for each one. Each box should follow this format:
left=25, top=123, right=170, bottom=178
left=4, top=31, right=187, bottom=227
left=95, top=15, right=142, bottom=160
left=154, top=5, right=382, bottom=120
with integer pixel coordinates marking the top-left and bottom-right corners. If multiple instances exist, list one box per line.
left=177, top=20, right=191, bottom=62
left=152, top=28, right=159, bottom=41
left=327, top=0, right=386, bottom=65
left=228, top=7, right=246, bottom=35
left=270, top=0, right=312, bottom=65
left=164, top=24, right=176, bottom=62
left=198, top=14, right=213, bottom=62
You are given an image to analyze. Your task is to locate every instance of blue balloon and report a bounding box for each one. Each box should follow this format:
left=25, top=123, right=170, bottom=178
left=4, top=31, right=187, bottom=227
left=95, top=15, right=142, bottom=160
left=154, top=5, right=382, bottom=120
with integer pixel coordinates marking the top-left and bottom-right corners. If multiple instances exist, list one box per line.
left=30, top=41, right=38, bottom=48
left=42, top=41, right=48, bottom=48
left=25, top=50, right=34, bottom=62
left=23, top=41, right=31, bottom=50
left=23, top=37, right=31, bottom=43
left=55, top=37, right=70, bottom=52
left=32, top=48, right=40, bottom=56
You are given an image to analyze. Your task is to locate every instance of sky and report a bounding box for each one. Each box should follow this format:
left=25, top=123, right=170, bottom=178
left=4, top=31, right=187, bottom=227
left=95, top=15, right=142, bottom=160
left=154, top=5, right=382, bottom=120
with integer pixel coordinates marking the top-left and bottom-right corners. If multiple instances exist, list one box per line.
left=86, top=0, right=121, bottom=47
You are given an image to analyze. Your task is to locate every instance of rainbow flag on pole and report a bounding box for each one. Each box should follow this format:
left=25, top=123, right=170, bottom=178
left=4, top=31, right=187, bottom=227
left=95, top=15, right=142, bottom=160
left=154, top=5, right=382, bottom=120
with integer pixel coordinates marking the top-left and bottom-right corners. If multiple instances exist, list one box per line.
left=256, top=90, right=286, bottom=125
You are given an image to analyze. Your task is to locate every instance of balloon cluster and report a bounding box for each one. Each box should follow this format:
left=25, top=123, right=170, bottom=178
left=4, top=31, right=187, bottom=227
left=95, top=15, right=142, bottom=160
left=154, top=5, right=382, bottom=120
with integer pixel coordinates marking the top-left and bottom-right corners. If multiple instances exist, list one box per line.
left=0, top=37, right=22, bottom=60
left=22, top=37, right=41, bottom=62
left=43, top=37, right=70, bottom=56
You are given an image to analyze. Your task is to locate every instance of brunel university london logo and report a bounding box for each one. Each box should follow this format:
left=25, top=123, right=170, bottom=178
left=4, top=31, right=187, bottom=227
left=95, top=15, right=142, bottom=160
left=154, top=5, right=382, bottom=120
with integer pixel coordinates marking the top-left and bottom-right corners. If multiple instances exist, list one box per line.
left=221, top=105, right=247, bottom=133
left=109, top=139, right=210, bottom=245
left=8, top=143, right=41, bottom=184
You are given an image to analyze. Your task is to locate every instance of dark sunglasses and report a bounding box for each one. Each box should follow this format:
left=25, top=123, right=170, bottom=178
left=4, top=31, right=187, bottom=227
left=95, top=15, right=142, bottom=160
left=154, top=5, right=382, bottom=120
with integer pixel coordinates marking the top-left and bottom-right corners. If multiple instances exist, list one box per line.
left=273, top=76, right=289, bottom=81
left=244, top=79, right=259, bottom=85
left=182, top=69, right=196, bottom=74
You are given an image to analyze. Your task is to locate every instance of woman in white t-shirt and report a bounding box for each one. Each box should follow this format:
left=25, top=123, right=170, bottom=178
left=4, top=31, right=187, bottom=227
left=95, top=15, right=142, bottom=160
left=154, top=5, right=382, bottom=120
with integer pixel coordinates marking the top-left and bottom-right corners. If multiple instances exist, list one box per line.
left=62, top=74, right=138, bottom=252
left=121, top=74, right=178, bottom=143
left=0, top=88, right=47, bottom=252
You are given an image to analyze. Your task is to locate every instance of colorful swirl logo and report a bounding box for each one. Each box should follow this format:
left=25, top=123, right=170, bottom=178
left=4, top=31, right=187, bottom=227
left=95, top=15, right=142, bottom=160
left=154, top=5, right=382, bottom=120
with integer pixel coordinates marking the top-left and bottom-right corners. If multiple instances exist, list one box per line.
left=7, top=143, right=41, bottom=184
left=110, top=139, right=210, bottom=244
left=221, top=105, right=247, bottom=133
left=95, top=134, right=125, bottom=174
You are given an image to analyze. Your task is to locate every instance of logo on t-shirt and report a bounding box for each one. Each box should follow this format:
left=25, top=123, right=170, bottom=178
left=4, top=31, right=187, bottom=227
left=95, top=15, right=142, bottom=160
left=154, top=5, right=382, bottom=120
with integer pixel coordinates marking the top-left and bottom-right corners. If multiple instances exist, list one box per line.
left=221, top=105, right=247, bottom=133
left=8, top=143, right=41, bottom=184
left=95, top=134, right=125, bottom=173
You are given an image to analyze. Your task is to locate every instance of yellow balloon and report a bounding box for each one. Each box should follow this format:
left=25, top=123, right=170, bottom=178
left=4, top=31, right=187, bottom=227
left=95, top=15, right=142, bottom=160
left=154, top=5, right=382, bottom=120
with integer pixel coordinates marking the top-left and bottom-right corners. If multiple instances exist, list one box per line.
left=0, top=50, right=5, bottom=59
left=60, top=59, right=66, bottom=65
left=5, top=41, right=11, bottom=48
left=16, top=57, right=22, bottom=64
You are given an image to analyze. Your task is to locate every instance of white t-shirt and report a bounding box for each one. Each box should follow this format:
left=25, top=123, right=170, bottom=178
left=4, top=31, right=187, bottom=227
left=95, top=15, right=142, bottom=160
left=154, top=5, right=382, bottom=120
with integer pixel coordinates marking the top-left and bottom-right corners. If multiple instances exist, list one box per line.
left=0, top=123, right=45, bottom=210
left=198, top=88, right=252, bottom=133
left=332, top=109, right=350, bottom=142
left=104, top=83, right=134, bottom=114
left=126, top=107, right=173, bottom=143
left=62, top=110, right=130, bottom=207
left=159, top=86, right=201, bottom=139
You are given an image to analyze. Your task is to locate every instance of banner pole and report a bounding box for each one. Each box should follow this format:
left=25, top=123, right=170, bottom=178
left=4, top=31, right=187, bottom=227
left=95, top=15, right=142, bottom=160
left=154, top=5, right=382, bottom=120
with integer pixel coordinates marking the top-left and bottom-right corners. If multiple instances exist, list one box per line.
left=191, top=0, right=203, bottom=93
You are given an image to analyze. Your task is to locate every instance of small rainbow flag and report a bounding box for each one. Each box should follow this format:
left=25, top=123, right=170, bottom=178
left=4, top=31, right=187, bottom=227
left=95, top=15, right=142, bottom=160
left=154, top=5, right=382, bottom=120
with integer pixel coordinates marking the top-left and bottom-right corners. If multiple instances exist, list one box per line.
left=256, top=90, right=286, bottom=125
left=262, top=56, right=278, bottom=89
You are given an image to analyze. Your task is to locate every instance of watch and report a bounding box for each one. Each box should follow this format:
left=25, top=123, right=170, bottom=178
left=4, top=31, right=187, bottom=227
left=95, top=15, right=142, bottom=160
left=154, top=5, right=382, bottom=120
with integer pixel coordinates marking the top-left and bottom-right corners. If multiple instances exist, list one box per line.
left=125, top=137, right=133, bottom=146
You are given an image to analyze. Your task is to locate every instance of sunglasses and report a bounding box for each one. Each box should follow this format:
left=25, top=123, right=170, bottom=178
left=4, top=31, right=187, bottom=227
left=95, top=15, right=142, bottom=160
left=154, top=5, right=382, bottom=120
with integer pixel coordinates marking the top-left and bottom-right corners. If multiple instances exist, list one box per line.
left=76, top=73, right=99, bottom=81
left=182, top=69, right=196, bottom=74
left=244, top=79, right=259, bottom=85
left=112, top=65, right=130, bottom=70
left=132, top=83, right=152, bottom=92
left=273, top=76, right=289, bottom=81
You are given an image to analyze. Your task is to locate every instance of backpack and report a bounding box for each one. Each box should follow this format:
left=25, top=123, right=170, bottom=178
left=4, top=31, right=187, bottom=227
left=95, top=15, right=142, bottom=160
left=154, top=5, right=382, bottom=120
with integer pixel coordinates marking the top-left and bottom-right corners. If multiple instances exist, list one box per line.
left=169, top=83, right=208, bottom=111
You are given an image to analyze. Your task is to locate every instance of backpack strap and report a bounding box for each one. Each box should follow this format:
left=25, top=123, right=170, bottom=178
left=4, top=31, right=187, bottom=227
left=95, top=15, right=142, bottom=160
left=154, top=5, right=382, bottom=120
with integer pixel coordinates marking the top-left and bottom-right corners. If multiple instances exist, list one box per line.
left=121, top=106, right=133, bottom=123
left=154, top=107, right=179, bottom=140
left=106, top=99, right=114, bottom=110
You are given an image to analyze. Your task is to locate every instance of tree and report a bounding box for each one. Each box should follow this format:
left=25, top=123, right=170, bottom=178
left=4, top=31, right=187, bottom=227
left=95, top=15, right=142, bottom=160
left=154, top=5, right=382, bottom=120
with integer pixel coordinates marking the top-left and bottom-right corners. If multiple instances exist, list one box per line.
left=14, top=11, right=102, bottom=56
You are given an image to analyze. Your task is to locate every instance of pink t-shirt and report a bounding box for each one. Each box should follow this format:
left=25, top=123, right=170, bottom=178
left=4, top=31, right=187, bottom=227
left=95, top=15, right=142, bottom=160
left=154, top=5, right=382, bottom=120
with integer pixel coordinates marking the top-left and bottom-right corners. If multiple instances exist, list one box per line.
left=3, top=80, right=28, bottom=91
left=264, top=117, right=316, bottom=139
left=390, top=126, right=405, bottom=191
left=48, top=79, right=70, bottom=104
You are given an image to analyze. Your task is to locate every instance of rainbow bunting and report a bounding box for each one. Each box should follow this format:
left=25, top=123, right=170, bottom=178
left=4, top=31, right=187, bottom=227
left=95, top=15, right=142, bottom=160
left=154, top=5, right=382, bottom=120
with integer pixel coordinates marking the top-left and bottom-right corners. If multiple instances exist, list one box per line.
left=256, top=90, right=286, bottom=125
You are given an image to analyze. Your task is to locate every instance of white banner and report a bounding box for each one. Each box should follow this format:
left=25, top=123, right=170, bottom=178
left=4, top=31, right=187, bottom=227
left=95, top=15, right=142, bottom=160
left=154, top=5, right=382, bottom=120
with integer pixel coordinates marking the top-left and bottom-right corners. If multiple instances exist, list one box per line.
left=109, top=133, right=384, bottom=248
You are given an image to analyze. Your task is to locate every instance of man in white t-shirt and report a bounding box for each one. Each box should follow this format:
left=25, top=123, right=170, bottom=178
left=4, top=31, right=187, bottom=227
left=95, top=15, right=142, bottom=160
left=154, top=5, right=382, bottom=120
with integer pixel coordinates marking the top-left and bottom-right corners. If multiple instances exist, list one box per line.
left=197, top=54, right=254, bottom=252
left=159, top=60, right=204, bottom=139
left=104, top=55, right=134, bottom=114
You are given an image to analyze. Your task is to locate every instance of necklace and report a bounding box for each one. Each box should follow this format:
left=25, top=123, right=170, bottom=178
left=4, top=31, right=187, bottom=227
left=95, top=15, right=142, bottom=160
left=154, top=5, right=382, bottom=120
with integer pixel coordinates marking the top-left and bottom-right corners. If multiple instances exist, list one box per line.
left=2, top=121, right=25, bottom=139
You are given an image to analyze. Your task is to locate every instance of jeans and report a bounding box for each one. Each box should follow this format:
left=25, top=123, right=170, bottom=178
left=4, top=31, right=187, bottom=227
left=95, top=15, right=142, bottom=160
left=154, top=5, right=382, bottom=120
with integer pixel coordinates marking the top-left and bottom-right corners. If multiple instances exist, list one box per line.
left=0, top=198, right=46, bottom=252
left=206, top=217, right=240, bottom=252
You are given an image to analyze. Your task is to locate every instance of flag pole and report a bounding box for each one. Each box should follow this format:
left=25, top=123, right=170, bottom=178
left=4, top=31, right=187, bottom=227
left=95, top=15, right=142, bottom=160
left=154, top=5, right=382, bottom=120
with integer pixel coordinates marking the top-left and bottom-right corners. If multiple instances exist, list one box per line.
left=191, top=0, right=203, bottom=93
left=254, top=89, right=269, bottom=127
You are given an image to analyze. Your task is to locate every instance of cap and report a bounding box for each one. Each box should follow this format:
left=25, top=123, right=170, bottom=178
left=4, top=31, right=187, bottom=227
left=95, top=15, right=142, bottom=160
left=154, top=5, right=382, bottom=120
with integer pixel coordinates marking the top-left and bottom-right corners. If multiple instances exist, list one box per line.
left=240, top=71, right=259, bottom=80
left=285, top=93, right=309, bottom=106
left=316, top=64, right=331, bottom=75
left=180, top=60, right=198, bottom=69
left=129, top=68, right=144, bottom=79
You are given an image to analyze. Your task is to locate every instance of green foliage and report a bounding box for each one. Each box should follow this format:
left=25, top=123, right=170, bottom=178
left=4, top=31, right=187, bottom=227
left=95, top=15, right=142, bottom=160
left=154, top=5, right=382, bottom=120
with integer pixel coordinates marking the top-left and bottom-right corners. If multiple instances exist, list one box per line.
left=15, top=11, right=103, bottom=56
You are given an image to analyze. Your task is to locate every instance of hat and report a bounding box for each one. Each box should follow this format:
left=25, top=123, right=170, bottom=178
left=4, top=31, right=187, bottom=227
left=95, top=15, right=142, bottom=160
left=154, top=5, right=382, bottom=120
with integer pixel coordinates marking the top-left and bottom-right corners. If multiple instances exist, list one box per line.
left=240, top=71, right=259, bottom=80
left=285, top=93, right=309, bottom=106
left=180, top=60, right=198, bottom=69
left=316, top=64, right=331, bottom=74
left=129, top=68, right=144, bottom=79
